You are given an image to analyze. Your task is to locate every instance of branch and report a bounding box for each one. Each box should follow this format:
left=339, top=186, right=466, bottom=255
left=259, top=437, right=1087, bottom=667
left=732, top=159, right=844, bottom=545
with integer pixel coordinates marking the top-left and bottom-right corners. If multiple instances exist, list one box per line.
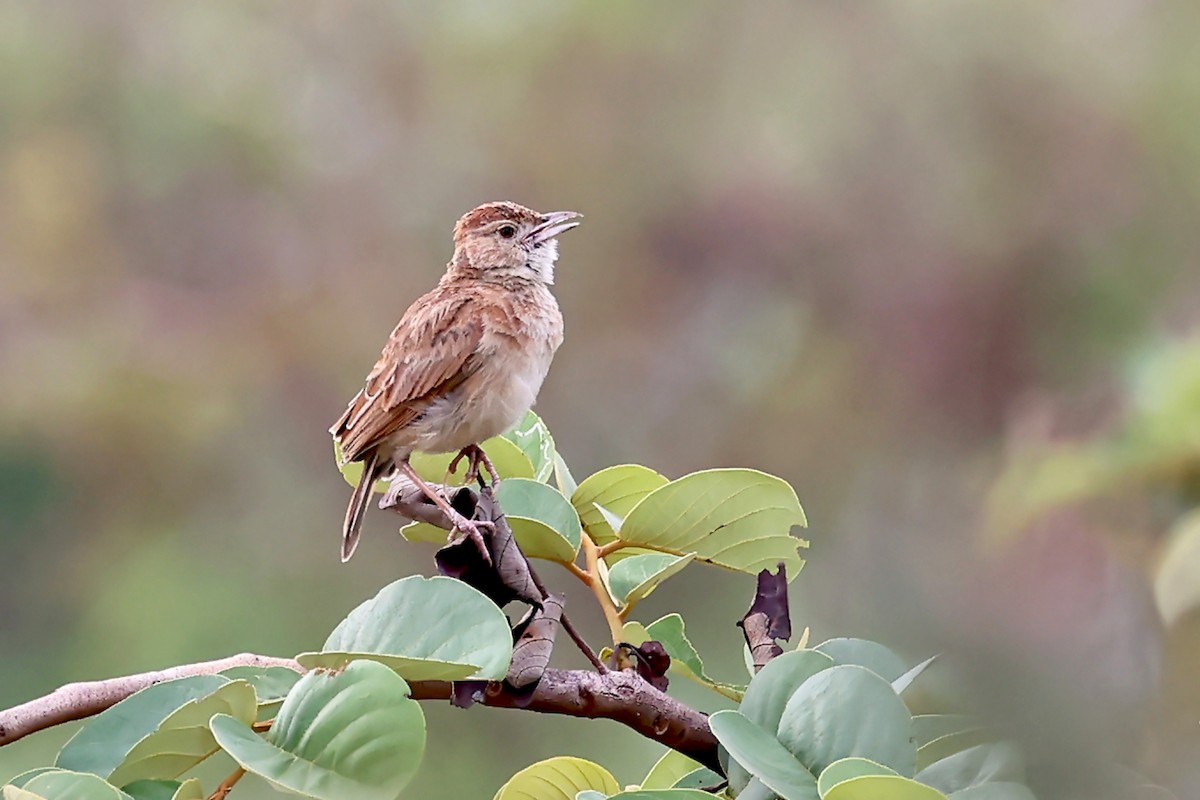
left=0, top=653, right=301, bottom=746
left=410, top=668, right=720, bottom=772
left=0, top=659, right=720, bottom=773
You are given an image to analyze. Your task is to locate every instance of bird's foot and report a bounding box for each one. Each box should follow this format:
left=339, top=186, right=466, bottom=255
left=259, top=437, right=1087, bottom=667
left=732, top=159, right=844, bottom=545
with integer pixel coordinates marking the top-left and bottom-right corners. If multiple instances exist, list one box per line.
left=447, top=510, right=495, bottom=565
left=448, top=444, right=500, bottom=488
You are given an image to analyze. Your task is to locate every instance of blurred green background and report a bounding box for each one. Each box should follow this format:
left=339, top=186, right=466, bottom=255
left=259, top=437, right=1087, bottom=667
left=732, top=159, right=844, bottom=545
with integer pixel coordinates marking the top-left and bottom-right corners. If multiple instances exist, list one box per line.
left=3, top=2, right=1200, bottom=797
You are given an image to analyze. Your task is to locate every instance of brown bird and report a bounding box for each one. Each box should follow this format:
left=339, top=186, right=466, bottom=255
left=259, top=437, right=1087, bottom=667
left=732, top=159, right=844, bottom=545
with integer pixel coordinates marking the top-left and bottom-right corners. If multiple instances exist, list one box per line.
left=331, top=201, right=581, bottom=562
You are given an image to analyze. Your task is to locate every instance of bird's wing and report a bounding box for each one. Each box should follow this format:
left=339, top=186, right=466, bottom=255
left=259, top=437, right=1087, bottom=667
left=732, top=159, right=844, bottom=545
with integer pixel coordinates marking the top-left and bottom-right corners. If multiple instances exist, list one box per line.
left=332, top=287, right=484, bottom=462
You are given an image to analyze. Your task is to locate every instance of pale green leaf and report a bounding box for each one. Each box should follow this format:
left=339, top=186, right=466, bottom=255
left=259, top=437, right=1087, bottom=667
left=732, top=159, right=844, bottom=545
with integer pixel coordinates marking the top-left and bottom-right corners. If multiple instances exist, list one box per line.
left=500, top=410, right=558, bottom=483
left=817, top=758, right=899, bottom=797
left=1154, top=509, right=1200, bottom=626
left=2, top=786, right=45, bottom=800
left=210, top=661, right=425, bottom=800
left=218, top=665, right=301, bottom=722
left=493, top=756, right=619, bottom=800
left=813, top=639, right=907, bottom=683
left=642, top=750, right=704, bottom=791
left=21, top=770, right=134, bottom=800
left=708, top=710, right=819, bottom=800
left=409, top=435, right=535, bottom=485
left=947, top=783, right=1037, bottom=800
left=912, top=716, right=983, bottom=749
left=571, top=465, right=669, bottom=544
left=916, top=743, right=1025, bottom=795
left=553, top=451, right=578, bottom=496
left=120, top=779, right=204, bottom=800
left=608, top=553, right=696, bottom=610
left=297, top=575, right=513, bottom=680
left=496, top=477, right=582, bottom=562
left=615, top=469, right=807, bottom=575
left=776, top=665, right=915, bottom=777
left=823, top=775, right=947, bottom=800
left=57, top=676, right=231, bottom=779
left=645, top=614, right=745, bottom=700
left=107, top=679, right=256, bottom=785
left=892, top=655, right=938, bottom=695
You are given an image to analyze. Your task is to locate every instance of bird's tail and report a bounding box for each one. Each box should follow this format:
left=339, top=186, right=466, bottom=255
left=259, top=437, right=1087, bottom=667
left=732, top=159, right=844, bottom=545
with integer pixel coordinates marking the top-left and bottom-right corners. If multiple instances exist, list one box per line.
left=342, top=448, right=387, bottom=562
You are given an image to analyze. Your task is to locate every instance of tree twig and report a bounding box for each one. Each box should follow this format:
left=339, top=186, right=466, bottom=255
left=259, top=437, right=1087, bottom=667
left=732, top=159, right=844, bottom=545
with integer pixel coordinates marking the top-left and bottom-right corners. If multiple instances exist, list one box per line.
left=207, top=766, right=246, bottom=800
left=0, top=657, right=721, bottom=773
left=0, top=653, right=301, bottom=746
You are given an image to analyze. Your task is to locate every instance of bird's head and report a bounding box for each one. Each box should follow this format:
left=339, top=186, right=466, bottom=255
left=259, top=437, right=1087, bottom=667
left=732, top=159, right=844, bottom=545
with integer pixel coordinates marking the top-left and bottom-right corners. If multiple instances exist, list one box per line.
left=449, top=201, right=582, bottom=285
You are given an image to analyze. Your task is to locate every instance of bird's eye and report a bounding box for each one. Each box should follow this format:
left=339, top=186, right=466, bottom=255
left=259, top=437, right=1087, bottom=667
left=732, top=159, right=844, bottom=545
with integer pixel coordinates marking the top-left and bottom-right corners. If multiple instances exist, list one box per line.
left=498, top=224, right=517, bottom=239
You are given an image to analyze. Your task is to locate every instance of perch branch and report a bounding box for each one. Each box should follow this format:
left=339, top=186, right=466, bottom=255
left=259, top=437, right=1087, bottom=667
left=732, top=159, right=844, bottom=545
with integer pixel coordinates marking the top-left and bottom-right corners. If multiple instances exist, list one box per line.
left=0, top=653, right=301, bottom=746
left=0, top=659, right=720, bottom=772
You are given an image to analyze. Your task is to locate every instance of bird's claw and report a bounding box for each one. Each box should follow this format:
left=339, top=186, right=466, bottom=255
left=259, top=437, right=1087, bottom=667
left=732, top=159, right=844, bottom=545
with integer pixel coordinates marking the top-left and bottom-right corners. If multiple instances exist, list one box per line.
left=449, top=514, right=495, bottom=566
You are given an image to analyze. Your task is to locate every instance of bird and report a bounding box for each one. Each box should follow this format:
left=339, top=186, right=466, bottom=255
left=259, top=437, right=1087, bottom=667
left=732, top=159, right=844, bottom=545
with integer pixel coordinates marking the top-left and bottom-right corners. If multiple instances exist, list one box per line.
left=331, top=201, right=581, bottom=562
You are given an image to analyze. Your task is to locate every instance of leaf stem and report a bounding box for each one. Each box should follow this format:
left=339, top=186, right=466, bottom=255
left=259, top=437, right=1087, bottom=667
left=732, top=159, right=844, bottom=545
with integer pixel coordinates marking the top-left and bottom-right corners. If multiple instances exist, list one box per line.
left=207, top=766, right=246, bottom=800
left=580, top=533, right=626, bottom=645
left=596, top=539, right=631, bottom=558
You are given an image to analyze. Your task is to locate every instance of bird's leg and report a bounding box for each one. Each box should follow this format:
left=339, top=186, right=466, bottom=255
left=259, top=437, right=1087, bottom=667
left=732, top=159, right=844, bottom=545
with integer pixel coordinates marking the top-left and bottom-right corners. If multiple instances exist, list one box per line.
left=448, top=444, right=500, bottom=488
left=397, top=459, right=493, bottom=565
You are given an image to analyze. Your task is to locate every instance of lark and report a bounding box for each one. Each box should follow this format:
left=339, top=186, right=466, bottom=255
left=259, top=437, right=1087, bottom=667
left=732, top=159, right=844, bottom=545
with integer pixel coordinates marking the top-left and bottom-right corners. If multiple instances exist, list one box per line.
left=331, top=202, right=581, bottom=562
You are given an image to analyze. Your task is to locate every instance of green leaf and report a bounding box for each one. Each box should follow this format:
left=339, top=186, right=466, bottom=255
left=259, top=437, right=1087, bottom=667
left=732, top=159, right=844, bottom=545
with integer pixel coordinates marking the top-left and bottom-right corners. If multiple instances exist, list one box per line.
left=297, top=575, right=513, bottom=680
left=642, top=750, right=705, bottom=791
left=609, top=553, right=696, bottom=610
left=776, top=665, right=916, bottom=777
left=496, top=477, right=583, bottom=561
left=571, top=465, right=670, bottom=544
left=912, top=716, right=982, bottom=749
left=917, top=731, right=995, bottom=772
left=817, top=758, right=899, bottom=796
left=108, top=681, right=257, bottom=786
left=4, top=771, right=55, bottom=789
left=1154, top=509, right=1200, bottom=626
left=615, top=469, right=807, bottom=575
left=946, top=784, right=1037, bottom=800
left=210, top=661, right=425, bottom=800
left=57, top=675, right=231, bottom=779
left=605, top=791, right=719, bottom=799
left=822, top=775, right=947, bottom=800
left=553, top=451, right=578, bottom=496
left=813, top=639, right=907, bottom=683
left=644, top=614, right=745, bottom=700
left=409, top=435, right=536, bottom=485
left=493, top=756, right=620, bottom=800
left=892, top=655, right=937, bottom=695
left=915, top=743, right=1025, bottom=795
left=669, top=769, right=724, bottom=790
left=728, top=649, right=836, bottom=793
left=21, top=770, right=134, bottom=800
left=218, top=665, right=301, bottom=722
left=1, top=786, right=45, bottom=800
left=708, top=710, right=819, bottom=800
left=120, top=779, right=203, bottom=800
left=500, top=410, right=558, bottom=483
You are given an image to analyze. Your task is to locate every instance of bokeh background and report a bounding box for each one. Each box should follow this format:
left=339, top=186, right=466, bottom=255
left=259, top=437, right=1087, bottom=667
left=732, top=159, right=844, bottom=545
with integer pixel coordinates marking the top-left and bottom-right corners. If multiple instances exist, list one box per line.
left=3, top=2, right=1200, bottom=797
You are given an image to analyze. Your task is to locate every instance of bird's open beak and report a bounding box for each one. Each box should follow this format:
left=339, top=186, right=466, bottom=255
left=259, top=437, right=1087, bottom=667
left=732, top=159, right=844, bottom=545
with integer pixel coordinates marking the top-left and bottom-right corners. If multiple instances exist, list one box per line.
left=526, top=211, right=582, bottom=246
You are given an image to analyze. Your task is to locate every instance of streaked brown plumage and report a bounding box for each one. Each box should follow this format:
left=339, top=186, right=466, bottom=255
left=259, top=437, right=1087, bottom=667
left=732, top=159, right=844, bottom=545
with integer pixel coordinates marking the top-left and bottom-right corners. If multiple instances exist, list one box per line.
left=331, top=201, right=580, bottom=562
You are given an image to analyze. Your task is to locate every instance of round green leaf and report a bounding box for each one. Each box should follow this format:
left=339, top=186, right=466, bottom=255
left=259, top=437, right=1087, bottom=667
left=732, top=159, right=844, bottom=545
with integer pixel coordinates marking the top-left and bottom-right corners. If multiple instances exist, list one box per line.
left=107, top=681, right=257, bottom=786
left=1155, top=509, right=1200, bottom=626
left=496, top=477, right=582, bottom=561
left=4, top=770, right=55, bottom=789
left=410, top=435, right=535, bottom=485
left=916, top=743, right=1025, bottom=795
left=296, top=575, right=513, bottom=680
left=120, top=779, right=203, bottom=800
left=608, top=553, right=695, bottom=610
left=817, top=758, right=899, bottom=796
left=708, top=710, right=819, bottom=800
left=218, top=665, right=301, bottom=722
left=571, top=465, right=669, bottom=544
left=642, top=750, right=704, bottom=791
left=22, top=770, right=133, bottom=800
left=823, top=775, right=947, bottom=800
left=947, top=785, right=1037, bottom=800
left=493, top=756, right=620, bottom=800
left=776, top=665, right=916, bottom=777
left=813, top=639, right=908, bottom=683
left=57, top=675, right=232, bottom=779
left=616, top=469, right=807, bottom=575
left=211, top=660, right=425, bottom=800
left=607, top=792, right=718, bottom=799
left=728, top=649, right=835, bottom=793
left=500, top=410, right=558, bottom=483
